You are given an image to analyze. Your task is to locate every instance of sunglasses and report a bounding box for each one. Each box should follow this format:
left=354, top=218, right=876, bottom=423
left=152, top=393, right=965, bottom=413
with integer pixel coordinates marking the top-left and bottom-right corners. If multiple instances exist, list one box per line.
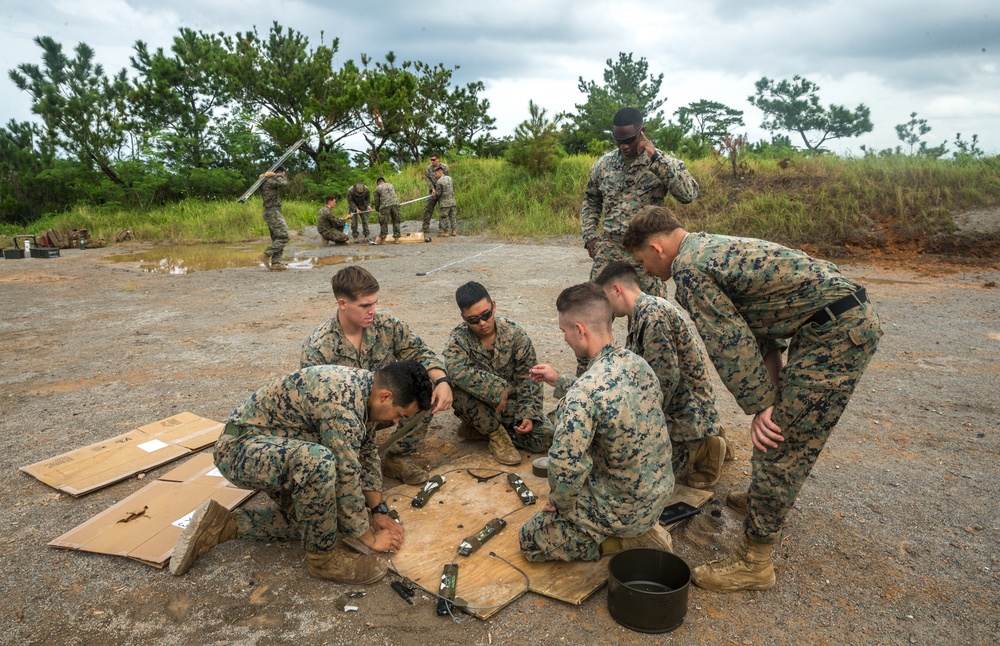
left=612, top=128, right=643, bottom=145
left=463, top=306, right=494, bottom=325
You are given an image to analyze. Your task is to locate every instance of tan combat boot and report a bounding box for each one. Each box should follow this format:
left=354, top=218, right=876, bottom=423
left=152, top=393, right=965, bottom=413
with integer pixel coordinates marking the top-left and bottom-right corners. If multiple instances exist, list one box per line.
left=686, top=435, right=727, bottom=488
left=382, top=454, right=429, bottom=485
left=488, top=429, right=521, bottom=465
left=600, top=524, right=674, bottom=556
left=439, top=230, right=450, bottom=238
left=691, top=536, right=776, bottom=592
left=258, top=252, right=270, bottom=268
left=305, top=543, right=388, bottom=584
left=717, top=425, right=736, bottom=461
left=726, top=491, right=748, bottom=514
left=169, top=499, right=238, bottom=575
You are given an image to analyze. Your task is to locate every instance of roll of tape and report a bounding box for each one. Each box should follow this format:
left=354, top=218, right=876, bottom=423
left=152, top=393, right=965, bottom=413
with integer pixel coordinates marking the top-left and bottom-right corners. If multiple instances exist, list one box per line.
left=532, top=457, right=549, bottom=478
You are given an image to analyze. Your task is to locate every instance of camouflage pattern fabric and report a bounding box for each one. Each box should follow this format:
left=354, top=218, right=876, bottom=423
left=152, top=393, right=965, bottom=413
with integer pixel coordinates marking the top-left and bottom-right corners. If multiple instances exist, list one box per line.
left=260, top=174, right=289, bottom=261
left=214, top=365, right=379, bottom=553
left=260, top=174, right=288, bottom=210
left=377, top=205, right=402, bottom=239
left=628, top=293, right=721, bottom=475
left=421, top=161, right=450, bottom=230
left=519, top=344, right=674, bottom=562
left=373, top=182, right=402, bottom=238
left=670, top=232, right=883, bottom=542
left=316, top=206, right=348, bottom=244
left=300, top=312, right=445, bottom=455
left=373, top=181, right=400, bottom=208
left=581, top=148, right=697, bottom=299
left=444, top=316, right=553, bottom=452
left=263, top=207, right=290, bottom=262
left=347, top=185, right=371, bottom=238
left=439, top=206, right=458, bottom=235
left=423, top=161, right=450, bottom=190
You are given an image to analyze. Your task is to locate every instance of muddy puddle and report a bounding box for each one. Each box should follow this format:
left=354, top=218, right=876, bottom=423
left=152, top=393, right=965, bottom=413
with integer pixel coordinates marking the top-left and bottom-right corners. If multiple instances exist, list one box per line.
left=105, top=244, right=381, bottom=274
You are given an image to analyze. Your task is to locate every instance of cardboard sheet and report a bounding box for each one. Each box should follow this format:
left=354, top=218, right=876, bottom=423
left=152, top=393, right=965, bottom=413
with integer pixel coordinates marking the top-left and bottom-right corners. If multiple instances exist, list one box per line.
left=48, top=452, right=255, bottom=568
left=20, top=412, right=225, bottom=496
left=385, top=454, right=713, bottom=619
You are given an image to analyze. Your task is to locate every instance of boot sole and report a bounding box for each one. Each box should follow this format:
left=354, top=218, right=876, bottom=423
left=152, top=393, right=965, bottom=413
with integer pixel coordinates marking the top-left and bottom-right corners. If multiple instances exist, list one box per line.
left=692, top=576, right=775, bottom=592
left=170, top=500, right=218, bottom=576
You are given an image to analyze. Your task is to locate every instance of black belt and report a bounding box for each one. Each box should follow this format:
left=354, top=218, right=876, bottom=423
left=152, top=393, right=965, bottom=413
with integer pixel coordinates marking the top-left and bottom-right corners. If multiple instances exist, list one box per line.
left=808, top=287, right=867, bottom=326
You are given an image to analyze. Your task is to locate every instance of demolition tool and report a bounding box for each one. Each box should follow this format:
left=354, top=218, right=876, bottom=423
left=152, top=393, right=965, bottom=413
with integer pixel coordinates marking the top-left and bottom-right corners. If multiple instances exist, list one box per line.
left=411, top=475, right=445, bottom=508
left=436, top=564, right=459, bottom=616
left=390, top=580, right=415, bottom=605
left=236, top=139, right=306, bottom=203
left=457, top=518, right=507, bottom=556
left=507, top=473, right=537, bottom=506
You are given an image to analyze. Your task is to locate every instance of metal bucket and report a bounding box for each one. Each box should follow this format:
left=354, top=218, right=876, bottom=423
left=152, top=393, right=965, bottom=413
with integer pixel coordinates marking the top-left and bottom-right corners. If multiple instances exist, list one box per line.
left=607, top=547, right=691, bottom=633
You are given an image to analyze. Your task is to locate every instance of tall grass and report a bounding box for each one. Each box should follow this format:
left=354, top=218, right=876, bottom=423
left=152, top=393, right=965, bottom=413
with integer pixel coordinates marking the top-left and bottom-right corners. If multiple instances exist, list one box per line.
left=2, top=153, right=997, bottom=248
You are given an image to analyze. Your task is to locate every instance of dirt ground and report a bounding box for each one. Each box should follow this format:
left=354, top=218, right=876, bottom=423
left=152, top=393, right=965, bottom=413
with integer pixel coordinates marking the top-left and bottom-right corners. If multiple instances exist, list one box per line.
left=0, top=225, right=998, bottom=645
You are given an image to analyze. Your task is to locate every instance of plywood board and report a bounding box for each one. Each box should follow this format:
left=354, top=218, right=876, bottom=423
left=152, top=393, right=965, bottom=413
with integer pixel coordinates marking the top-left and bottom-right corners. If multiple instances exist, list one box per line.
left=385, top=454, right=713, bottom=619
left=20, top=412, right=225, bottom=496
left=48, top=452, right=255, bottom=568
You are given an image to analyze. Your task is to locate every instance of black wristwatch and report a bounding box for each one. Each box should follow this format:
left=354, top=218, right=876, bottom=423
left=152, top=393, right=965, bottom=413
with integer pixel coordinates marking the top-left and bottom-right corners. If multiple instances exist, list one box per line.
left=434, top=376, right=451, bottom=387
left=371, top=502, right=390, bottom=515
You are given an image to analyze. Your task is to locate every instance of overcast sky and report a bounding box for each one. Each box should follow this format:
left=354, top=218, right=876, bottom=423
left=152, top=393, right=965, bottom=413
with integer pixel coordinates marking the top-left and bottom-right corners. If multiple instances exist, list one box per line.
left=1, top=0, right=997, bottom=156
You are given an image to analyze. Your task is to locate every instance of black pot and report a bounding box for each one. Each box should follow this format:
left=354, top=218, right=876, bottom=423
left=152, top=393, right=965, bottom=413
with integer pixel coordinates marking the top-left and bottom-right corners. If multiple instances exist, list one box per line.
left=607, top=547, right=691, bottom=633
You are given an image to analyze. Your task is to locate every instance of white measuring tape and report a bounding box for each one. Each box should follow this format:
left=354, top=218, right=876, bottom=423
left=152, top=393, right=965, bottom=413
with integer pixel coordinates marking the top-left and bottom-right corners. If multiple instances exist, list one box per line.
left=415, top=244, right=506, bottom=276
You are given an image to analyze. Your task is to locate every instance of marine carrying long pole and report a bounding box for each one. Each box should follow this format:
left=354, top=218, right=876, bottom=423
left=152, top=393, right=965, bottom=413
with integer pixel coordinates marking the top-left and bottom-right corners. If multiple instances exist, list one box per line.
left=236, top=139, right=307, bottom=203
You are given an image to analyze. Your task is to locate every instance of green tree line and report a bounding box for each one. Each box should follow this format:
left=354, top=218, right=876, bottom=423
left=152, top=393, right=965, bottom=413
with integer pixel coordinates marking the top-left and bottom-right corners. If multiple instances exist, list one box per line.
left=2, top=32, right=989, bottom=227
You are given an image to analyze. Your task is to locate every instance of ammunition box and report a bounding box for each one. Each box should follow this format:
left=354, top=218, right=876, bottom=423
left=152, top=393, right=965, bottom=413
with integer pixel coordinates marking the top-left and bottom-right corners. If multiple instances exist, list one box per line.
left=3, top=249, right=25, bottom=259
left=30, top=247, right=61, bottom=259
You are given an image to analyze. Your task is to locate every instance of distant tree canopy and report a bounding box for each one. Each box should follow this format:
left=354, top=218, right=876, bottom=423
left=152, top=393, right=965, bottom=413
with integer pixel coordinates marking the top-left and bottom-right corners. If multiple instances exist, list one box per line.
left=564, top=52, right=670, bottom=155
left=748, top=75, right=873, bottom=152
left=2, top=35, right=986, bottom=226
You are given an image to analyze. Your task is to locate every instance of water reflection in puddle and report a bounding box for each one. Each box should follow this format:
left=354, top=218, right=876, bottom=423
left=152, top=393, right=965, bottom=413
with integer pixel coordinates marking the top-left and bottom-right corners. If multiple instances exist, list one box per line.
left=106, top=244, right=382, bottom=274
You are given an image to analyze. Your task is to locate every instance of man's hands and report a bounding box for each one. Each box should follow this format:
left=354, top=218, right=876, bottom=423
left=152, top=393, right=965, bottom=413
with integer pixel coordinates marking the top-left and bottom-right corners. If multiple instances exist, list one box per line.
left=638, top=131, right=657, bottom=158
left=513, top=418, right=533, bottom=435
left=431, top=382, right=453, bottom=413
left=495, top=385, right=511, bottom=415
left=585, top=239, right=597, bottom=259
left=359, top=508, right=405, bottom=552
left=528, top=364, right=559, bottom=387
left=750, top=406, right=784, bottom=452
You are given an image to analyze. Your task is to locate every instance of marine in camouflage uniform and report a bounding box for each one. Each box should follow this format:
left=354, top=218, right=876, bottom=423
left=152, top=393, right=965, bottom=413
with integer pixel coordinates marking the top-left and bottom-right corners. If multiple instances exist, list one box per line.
left=671, top=232, right=882, bottom=543
left=581, top=111, right=698, bottom=297
left=626, top=291, right=722, bottom=476
left=301, top=312, right=445, bottom=460
left=317, top=197, right=349, bottom=245
left=213, top=366, right=384, bottom=552
left=420, top=156, right=450, bottom=233
left=373, top=178, right=401, bottom=241
left=346, top=183, right=371, bottom=241
left=434, top=172, right=458, bottom=235
left=624, top=208, right=882, bottom=590
left=519, top=344, right=674, bottom=562
left=444, top=314, right=553, bottom=453
left=260, top=170, right=290, bottom=266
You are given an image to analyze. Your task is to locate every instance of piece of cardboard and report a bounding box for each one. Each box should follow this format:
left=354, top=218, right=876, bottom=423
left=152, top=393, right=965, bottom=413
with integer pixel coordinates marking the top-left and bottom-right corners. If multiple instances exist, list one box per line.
left=48, top=452, right=255, bottom=568
left=20, top=412, right=225, bottom=496
left=393, top=232, right=427, bottom=244
left=386, top=454, right=713, bottom=619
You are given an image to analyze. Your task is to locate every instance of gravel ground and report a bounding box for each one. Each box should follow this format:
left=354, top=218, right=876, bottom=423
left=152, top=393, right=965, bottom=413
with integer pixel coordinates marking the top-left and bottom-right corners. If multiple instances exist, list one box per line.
left=0, top=225, right=998, bottom=645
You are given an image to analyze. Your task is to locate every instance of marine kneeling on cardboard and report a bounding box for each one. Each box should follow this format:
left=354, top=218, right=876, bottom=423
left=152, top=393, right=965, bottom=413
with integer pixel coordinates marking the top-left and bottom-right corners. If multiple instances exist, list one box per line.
left=169, top=361, right=434, bottom=584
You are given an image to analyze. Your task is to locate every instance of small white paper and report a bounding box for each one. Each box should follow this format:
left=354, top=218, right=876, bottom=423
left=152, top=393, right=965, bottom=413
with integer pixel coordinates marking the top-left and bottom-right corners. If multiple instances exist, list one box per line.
left=173, top=510, right=196, bottom=530
left=205, top=467, right=223, bottom=477
left=138, top=439, right=170, bottom=453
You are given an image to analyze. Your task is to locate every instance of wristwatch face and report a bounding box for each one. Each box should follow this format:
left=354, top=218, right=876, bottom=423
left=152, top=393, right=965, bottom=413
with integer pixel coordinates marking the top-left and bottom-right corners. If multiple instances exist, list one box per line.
left=373, top=502, right=390, bottom=515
